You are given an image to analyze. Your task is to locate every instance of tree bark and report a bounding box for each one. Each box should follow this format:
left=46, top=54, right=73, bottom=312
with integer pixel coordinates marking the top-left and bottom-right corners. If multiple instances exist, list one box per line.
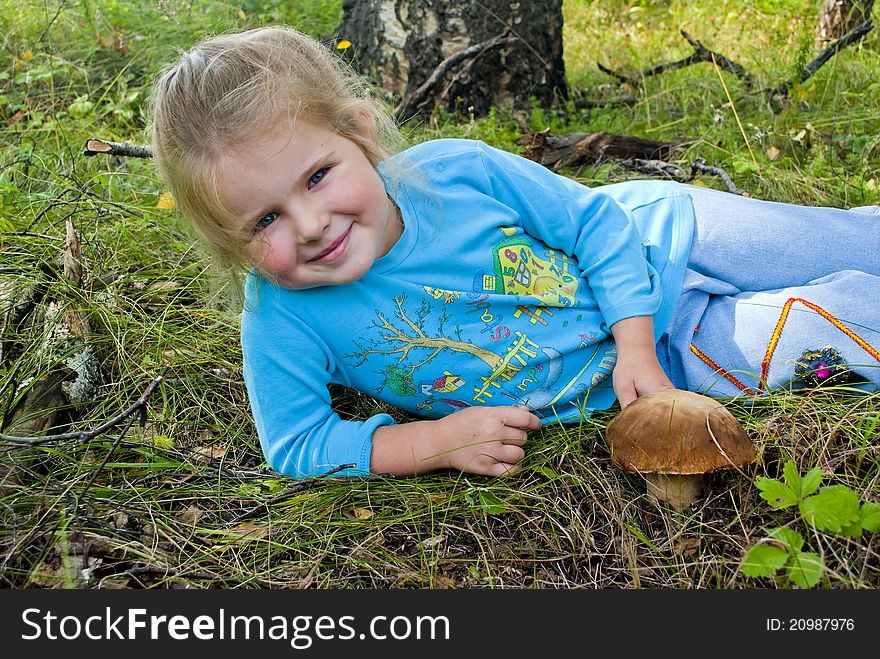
left=337, top=0, right=567, bottom=121
left=817, top=0, right=875, bottom=46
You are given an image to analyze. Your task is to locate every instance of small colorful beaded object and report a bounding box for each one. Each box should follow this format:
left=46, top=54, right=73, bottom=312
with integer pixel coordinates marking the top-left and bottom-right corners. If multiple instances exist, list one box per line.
left=794, top=346, right=865, bottom=387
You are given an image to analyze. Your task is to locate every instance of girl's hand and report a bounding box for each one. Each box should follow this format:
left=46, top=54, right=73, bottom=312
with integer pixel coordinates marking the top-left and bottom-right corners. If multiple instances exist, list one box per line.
left=609, top=315, right=675, bottom=408
left=612, top=343, right=674, bottom=408
left=435, top=406, right=542, bottom=476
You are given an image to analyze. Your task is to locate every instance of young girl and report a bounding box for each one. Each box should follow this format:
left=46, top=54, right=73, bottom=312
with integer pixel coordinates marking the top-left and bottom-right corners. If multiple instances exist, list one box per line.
left=150, top=26, right=880, bottom=480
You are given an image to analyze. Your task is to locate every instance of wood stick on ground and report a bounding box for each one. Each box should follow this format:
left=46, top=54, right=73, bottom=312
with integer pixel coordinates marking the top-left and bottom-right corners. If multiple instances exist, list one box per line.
left=82, top=138, right=153, bottom=158
left=225, top=463, right=358, bottom=525
left=0, top=370, right=166, bottom=446
left=598, top=29, right=754, bottom=89
left=768, top=18, right=874, bottom=99
left=627, top=157, right=747, bottom=195
left=517, top=130, right=688, bottom=169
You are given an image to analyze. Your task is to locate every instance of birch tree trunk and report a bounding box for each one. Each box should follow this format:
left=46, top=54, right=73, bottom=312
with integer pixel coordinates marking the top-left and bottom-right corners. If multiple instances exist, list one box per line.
left=338, top=0, right=567, bottom=122
left=817, top=0, right=874, bottom=46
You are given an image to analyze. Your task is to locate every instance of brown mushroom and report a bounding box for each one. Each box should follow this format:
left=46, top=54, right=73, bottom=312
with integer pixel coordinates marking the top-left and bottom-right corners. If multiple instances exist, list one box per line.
left=605, top=389, right=756, bottom=510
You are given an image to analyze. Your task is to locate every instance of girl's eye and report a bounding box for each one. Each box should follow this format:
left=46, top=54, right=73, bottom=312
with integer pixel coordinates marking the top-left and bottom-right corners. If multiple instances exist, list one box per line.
left=256, top=212, right=279, bottom=230
left=308, top=167, right=329, bottom=189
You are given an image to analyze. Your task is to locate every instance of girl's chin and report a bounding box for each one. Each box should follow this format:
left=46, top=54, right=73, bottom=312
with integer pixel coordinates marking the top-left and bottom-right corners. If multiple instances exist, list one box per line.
left=272, top=263, right=373, bottom=289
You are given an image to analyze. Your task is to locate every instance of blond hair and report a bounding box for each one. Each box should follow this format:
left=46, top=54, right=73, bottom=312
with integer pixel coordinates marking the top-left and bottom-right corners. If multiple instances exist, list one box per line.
left=148, top=26, right=403, bottom=274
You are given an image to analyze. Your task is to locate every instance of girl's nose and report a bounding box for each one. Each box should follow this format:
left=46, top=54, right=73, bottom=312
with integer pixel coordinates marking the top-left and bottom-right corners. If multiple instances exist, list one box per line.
left=295, top=209, right=330, bottom=244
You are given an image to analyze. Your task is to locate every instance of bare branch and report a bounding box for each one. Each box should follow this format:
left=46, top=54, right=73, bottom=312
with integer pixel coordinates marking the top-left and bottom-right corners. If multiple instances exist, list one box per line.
left=768, top=18, right=874, bottom=99
left=0, top=370, right=166, bottom=445
left=83, top=139, right=153, bottom=158
left=677, top=30, right=754, bottom=87
left=598, top=30, right=754, bottom=89
left=225, top=463, right=358, bottom=525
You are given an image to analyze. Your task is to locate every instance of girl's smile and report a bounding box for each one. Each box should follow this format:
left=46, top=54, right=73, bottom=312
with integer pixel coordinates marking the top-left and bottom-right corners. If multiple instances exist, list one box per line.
left=217, top=121, right=401, bottom=289
left=308, top=224, right=352, bottom=264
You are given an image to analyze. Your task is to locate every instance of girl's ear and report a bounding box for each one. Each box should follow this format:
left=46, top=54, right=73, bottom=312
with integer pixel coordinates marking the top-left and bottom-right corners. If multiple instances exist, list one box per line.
left=353, top=109, right=377, bottom=142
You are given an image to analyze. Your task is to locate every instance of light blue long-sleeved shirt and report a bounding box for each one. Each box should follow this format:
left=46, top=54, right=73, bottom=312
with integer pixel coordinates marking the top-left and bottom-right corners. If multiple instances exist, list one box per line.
left=241, top=139, right=695, bottom=478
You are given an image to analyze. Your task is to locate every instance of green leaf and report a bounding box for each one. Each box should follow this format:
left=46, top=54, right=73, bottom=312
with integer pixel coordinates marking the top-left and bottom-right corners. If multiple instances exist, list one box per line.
left=799, top=467, right=823, bottom=498
left=768, top=526, right=805, bottom=552
left=859, top=502, right=880, bottom=533
left=799, top=485, right=861, bottom=534
left=782, top=460, right=802, bottom=496
left=786, top=551, right=823, bottom=588
left=465, top=487, right=508, bottom=515
left=756, top=476, right=798, bottom=508
left=839, top=518, right=863, bottom=538
left=477, top=489, right=507, bottom=515
left=67, top=95, right=94, bottom=118
left=742, top=543, right=789, bottom=577
left=533, top=465, right=560, bottom=479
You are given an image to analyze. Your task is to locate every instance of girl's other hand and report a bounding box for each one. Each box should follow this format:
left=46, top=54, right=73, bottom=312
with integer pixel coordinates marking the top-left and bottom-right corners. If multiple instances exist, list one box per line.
left=612, top=344, right=675, bottom=408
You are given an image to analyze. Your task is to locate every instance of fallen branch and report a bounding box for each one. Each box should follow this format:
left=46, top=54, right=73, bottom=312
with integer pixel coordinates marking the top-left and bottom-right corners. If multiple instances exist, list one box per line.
left=689, top=158, right=748, bottom=195
left=0, top=370, right=166, bottom=446
left=121, top=564, right=272, bottom=588
left=628, top=157, right=748, bottom=195
left=517, top=129, right=690, bottom=170
left=598, top=21, right=873, bottom=108
left=598, top=29, right=754, bottom=89
left=82, top=138, right=153, bottom=159
left=767, top=19, right=874, bottom=100
left=225, top=463, right=357, bottom=525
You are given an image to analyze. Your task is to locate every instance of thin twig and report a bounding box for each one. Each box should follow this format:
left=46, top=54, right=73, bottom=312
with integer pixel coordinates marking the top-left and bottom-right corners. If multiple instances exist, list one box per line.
left=121, top=565, right=272, bottom=588
left=596, top=62, right=640, bottom=87
left=0, top=369, right=167, bottom=445
left=627, top=157, right=747, bottom=195
left=226, top=463, right=357, bottom=525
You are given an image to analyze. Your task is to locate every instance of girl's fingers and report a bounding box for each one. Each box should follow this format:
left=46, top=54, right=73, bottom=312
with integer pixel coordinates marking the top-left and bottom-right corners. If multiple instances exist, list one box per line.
left=501, top=428, right=529, bottom=446
left=501, top=406, right=543, bottom=431
left=488, top=462, right=521, bottom=477
left=496, top=444, right=525, bottom=465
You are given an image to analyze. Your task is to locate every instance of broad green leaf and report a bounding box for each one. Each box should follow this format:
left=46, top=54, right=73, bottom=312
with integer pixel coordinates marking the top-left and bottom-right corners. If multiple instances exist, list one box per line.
left=799, top=485, right=861, bottom=534
left=742, top=543, right=789, bottom=577
left=859, top=502, right=880, bottom=533
left=839, top=518, right=863, bottom=538
left=782, top=460, right=802, bottom=496
left=67, top=95, right=94, bottom=118
left=465, top=487, right=508, bottom=515
left=768, top=526, right=805, bottom=552
left=533, top=465, right=560, bottom=479
left=786, top=551, right=823, bottom=589
left=799, top=467, right=823, bottom=498
left=756, top=476, right=798, bottom=508
left=477, top=489, right=508, bottom=515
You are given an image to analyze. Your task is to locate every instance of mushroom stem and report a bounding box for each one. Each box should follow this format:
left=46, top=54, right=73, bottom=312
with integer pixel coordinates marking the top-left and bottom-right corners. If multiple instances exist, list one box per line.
left=646, top=474, right=704, bottom=510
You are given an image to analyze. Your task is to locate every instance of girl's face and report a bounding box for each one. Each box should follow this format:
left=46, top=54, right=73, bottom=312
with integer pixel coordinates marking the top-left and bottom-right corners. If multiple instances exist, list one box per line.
left=217, top=121, right=401, bottom=289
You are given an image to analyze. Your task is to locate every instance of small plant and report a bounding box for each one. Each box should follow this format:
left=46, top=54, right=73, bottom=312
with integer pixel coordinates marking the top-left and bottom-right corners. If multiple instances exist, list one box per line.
left=742, top=460, right=880, bottom=588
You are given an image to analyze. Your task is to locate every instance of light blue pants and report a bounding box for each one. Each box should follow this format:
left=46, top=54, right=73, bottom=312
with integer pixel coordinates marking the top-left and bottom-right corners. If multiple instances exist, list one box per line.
left=658, top=185, right=880, bottom=398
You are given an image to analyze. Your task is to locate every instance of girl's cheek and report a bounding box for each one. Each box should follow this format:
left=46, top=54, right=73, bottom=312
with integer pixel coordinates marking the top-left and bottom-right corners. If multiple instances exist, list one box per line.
left=259, top=238, right=298, bottom=277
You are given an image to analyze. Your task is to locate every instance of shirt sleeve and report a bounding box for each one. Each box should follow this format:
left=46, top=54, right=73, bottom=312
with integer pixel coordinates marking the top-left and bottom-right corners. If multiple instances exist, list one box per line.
left=472, top=140, right=660, bottom=330
left=241, top=279, right=395, bottom=479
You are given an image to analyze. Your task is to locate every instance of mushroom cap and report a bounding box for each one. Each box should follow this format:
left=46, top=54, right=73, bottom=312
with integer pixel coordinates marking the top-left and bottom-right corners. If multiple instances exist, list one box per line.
left=606, top=389, right=756, bottom=475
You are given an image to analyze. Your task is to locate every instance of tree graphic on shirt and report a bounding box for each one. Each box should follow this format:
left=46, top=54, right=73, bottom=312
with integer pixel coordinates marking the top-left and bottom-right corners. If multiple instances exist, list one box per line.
left=346, top=293, right=545, bottom=404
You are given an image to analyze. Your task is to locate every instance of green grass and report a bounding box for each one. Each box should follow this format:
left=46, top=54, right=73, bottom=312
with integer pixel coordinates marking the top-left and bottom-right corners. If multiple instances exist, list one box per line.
left=0, top=0, right=878, bottom=589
